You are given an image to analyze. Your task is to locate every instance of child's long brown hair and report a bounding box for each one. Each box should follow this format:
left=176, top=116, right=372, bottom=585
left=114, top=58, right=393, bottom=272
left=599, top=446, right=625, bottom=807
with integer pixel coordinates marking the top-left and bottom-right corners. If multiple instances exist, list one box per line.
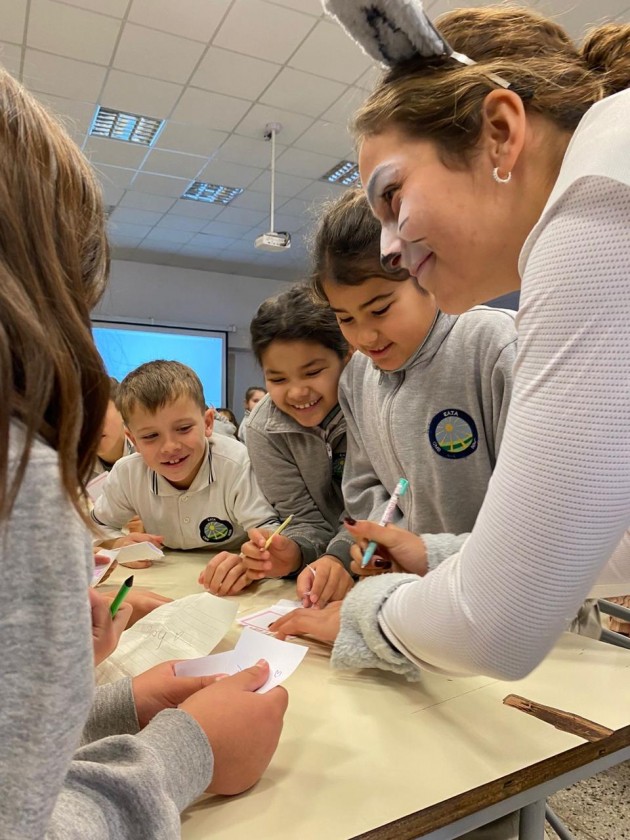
left=0, top=67, right=110, bottom=522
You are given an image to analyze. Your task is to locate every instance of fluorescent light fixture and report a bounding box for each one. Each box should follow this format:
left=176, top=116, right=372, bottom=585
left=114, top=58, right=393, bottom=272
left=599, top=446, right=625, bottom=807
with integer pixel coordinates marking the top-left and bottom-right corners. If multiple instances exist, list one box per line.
left=182, top=182, right=244, bottom=205
left=321, top=160, right=361, bottom=186
left=89, top=106, right=163, bottom=146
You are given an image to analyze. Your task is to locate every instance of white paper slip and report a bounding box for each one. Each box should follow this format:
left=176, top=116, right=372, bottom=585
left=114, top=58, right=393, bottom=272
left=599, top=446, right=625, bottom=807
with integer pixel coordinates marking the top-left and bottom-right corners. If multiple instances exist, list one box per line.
left=91, top=556, right=117, bottom=586
left=175, top=627, right=307, bottom=693
left=238, top=599, right=302, bottom=634
left=96, top=592, right=238, bottom=685
left=95, top=541, right=164, bottom=566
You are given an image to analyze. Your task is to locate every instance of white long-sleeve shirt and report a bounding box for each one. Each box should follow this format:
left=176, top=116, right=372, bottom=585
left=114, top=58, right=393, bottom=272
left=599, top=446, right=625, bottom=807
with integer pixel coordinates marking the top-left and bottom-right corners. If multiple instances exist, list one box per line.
left=334, top=89, right=630, bottom=681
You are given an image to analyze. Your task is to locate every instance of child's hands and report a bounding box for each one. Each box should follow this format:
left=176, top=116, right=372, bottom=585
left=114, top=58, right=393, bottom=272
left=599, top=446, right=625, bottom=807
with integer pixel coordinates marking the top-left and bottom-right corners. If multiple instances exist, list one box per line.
left=296, top=555, right=354, bottom=608
left=198, top=551, right=251, bottom=596
left=89, top=587, right=132, bottom=665
left=241, top=529, right=302, bottom=579
left=270, top=601, right=341, bottom=644
left=179, top=660, right=288, bottom=795
left=132, top=660, right=226, bottom=728
left=103, top=588, right=172, bottom=627
left=345, top=519, right=428, bottom=578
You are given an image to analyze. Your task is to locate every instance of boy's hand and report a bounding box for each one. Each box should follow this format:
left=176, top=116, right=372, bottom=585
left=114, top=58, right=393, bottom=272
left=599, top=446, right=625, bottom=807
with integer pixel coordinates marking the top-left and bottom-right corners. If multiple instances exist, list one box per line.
left=132, top=660, right=226, bottom=728
left=345, top=519, right=428, bottom=578
left=270, top=601, right=341, bottom=644
left=89, top=587, right=132, bottom=665
left=125, top=515, right=145, bottom=534
left=241, top=529, right=302, bottom=579
left=102, top=588, right=172, bottom=627
left=179, top=660, right=288, bottom=795
left=198, top=551, right=251, bottom=596
left=296, top=555, right=354, bottom=608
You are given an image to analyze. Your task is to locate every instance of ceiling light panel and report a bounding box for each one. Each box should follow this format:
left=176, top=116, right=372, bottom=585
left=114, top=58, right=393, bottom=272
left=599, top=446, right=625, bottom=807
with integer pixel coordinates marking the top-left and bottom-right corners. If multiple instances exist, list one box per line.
left=89, top=106, right=163, bottom=146
left=182, top=182, right=244, bottom=205
left=321, top=160, right=361, bottom=186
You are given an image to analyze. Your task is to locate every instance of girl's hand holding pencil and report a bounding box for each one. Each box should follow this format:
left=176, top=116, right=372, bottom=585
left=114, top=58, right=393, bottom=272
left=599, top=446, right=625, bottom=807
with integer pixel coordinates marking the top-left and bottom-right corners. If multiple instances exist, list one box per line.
left=89, top=587, right=132, bottom=666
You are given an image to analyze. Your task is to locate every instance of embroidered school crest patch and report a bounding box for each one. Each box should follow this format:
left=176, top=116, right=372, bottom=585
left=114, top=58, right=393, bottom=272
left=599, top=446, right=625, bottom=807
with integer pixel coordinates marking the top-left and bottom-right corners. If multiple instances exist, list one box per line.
left=199, top=517, right=234, bottom=543
left=332, top=452, right=346, bottom=483
left=428, top=409, right=478, bottom=460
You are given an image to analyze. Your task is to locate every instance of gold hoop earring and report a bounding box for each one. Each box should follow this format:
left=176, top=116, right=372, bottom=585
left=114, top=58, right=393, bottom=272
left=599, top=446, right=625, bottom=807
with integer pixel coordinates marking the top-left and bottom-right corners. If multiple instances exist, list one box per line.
left=492, top=167, right=512, bottom=184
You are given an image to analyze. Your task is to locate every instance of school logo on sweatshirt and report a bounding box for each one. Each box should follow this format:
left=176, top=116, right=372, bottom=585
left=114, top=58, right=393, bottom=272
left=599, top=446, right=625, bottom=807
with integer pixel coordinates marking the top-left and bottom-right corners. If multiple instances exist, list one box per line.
left=199, top=516, right=234, bottom=543
left=429, top=409, right=478, bottom=460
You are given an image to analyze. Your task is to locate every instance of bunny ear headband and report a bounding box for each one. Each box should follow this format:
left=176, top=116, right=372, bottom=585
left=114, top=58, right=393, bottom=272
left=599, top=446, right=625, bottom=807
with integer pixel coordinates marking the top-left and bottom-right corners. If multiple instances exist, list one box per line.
left=322, top=0, right=510, bottom=88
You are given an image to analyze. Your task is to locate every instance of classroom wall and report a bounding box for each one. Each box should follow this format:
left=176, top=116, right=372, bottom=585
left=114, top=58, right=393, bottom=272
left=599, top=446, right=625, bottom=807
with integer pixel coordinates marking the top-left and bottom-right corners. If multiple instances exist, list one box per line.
left=93, top=259, right=288, bottom=416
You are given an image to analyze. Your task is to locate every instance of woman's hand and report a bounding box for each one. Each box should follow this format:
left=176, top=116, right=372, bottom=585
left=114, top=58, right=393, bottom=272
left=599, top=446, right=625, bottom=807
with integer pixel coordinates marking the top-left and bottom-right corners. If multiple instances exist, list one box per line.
left=345, top=519, right=428, bottom=578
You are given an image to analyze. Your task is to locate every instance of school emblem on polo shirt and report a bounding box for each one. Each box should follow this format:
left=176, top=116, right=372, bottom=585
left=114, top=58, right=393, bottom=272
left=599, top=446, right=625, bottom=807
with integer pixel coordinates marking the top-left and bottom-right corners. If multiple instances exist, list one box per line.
left=199, top=517, right=234, bottom=543
left=428, top=409, right=478, bottom=460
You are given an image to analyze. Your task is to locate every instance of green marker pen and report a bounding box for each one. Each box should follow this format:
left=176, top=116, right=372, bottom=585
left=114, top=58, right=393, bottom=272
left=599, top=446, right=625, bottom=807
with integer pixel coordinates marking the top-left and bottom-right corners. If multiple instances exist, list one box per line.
left=109, top=575, right=134, bottom=617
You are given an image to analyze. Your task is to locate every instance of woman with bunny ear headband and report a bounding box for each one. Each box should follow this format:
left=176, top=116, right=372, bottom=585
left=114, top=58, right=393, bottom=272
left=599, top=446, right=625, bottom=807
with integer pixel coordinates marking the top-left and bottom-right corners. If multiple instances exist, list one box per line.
left=270, top=2, right=630, bottom=681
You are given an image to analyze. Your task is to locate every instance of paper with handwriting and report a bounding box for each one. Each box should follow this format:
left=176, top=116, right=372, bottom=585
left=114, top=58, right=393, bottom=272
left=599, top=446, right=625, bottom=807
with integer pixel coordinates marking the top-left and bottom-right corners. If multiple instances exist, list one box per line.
left=96, top=592, right=238, bottom=684
left=175, top=627, right=307, bottom=693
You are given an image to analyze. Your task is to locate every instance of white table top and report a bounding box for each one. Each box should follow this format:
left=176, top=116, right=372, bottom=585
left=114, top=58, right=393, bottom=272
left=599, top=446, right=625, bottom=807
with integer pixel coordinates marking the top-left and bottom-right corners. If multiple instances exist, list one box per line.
left=103, top=552, right=630, bottom=839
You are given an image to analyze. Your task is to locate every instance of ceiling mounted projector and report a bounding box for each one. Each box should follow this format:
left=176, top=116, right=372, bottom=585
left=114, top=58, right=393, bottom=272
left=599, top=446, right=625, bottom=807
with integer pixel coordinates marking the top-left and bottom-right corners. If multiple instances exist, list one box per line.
left=255, top=122, right=291, bottom=253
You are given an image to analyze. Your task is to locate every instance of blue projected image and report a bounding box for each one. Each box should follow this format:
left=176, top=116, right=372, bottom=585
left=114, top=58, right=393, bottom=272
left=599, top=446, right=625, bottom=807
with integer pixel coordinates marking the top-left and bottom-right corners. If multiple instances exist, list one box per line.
left=92, top=323, right=226, bottom=409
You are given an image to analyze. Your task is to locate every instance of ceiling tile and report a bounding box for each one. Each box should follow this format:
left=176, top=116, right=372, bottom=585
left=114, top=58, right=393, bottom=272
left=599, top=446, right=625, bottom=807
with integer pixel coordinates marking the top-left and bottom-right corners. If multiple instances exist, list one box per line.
left=94, top=163, right=137, bottom=189
left=113, top=23, right=206, bottom=84
left=109, top=237, right=141, bottom=249
left=248, top=169, right=313, bottom=198
left=28, top=0, right=121, bottom=64
left=132, top=172, right=192, bottom=197
left=22, top=49, right=107, bottom=100
left=256, top=213, right=305, bottom=233
left=35, top=93, right=95, bottom=139
left=229, top=190, right=275, bottom=212
left=168, top=199, right=225, bottom=219
left=108, top=221, right=154, bottom=238
left=171, top=88, right=251, bottom=132
left=58, top=0, right=128, bottom=16
left=275, top=146, right=339, bottom=179
left=144, top=228, right=194, bottom=244
left=355, top=64, right=382, bottom=91
left=321, top=84, right=367, bottom=126
left=102, top=184, right=125, bottom=207
left=85, top=136, right=150, bottom=168
left=198, top=159, right=263, bottom=190
left=101, top=70, right=183, bottom=120
left=213, top=0, right=315, bottom=63
left=0, top=0, right=28, bottom=45
left=201, top=219, right=255, bottom=238
left=109, top=207, right=165, bottom=226
left=235, top=103, right=313, bottom=145
left=215, top=134, right=287, bottom=169
left=260, top=68, right=346, bottom=118
left=213, top=206, right=268, bottom=227
left=119, top=191, right=176, bottom=212
left=296, top=179, right=342, bottom=202
left=141, top=149, right=207, bottom=178
left=289, top=20, right=372, bottom=83
left=0, top=42, right=22, bottom=77
left=191, top=47, right=280, bottom=100
left=293, top=120, right=353, bottom=157
left=262, top=0, right=323, bottom=14
left=186, top=233, right=236, bottom=251
left=155, top=122, right=227, bottom=156
left=128, top=0, right=231, bottom=42
left=154, top=214, right=208, bottom=232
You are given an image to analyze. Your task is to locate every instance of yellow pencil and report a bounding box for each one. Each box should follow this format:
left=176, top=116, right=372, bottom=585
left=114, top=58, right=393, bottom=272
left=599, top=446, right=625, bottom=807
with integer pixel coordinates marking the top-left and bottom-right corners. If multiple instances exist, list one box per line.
left=264, top=514, right=294, bottom=549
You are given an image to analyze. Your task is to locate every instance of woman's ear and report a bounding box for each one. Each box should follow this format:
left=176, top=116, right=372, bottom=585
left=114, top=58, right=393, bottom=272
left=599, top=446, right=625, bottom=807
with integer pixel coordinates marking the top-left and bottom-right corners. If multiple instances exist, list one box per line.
left=481, top=89, right=527, bottom=175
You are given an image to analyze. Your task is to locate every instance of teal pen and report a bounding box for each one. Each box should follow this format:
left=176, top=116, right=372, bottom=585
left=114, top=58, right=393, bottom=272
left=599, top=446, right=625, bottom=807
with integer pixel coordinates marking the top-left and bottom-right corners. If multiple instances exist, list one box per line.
left=361, top=479, right=409, bottom=567
left=109, top=575, right=134, bottom=617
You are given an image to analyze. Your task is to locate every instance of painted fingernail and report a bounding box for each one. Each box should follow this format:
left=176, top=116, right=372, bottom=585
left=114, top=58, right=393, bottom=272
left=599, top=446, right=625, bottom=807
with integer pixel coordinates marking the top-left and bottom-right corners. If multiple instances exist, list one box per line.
left=374, top=559, right=392, bottom=569
left=344, top=516, right=357, bottom=526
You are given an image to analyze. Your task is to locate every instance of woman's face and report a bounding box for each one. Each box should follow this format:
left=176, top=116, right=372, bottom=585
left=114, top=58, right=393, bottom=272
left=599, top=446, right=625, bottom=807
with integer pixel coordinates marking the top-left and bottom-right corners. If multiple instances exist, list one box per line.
left=358, top=128, right=523, bottom=314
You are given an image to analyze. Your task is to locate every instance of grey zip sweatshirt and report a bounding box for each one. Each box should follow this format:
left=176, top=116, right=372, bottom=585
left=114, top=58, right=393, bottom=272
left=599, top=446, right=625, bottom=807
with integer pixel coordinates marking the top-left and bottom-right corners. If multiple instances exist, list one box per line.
left=339, top=306, right=517, bottom=570
left=246, top=394, right=352, bottom=568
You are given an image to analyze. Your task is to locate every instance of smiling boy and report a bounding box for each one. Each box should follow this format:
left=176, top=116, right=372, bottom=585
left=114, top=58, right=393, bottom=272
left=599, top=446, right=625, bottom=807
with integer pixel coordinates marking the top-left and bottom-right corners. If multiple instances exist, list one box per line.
left=91, top=361, right=288, bottom=594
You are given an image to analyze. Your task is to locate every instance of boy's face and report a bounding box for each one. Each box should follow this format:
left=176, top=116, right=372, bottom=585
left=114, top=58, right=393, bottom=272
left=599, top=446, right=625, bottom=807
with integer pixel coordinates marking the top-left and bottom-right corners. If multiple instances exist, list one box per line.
left=98, top=400, right=126, bottom=463
left=324, top=275, right=438, bottom=371
left=126, top=396, right=213, bottom=490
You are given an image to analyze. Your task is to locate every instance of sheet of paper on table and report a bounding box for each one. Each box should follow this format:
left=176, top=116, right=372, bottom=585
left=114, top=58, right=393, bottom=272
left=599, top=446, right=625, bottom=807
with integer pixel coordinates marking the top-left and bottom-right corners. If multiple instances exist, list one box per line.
left=237, top=599, right=302, bottom=634
left=175, top=627, right=308, bottom=693
left=96, top=541, right=164, bottom=565
left=96, top=592, right=238, bottom=684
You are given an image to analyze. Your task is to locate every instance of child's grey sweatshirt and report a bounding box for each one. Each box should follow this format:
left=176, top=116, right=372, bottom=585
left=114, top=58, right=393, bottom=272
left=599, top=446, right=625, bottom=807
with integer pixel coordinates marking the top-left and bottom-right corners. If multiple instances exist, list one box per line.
left=1, top=429, right=213, bottom=839
left=339, top=306, right=517, bottom=570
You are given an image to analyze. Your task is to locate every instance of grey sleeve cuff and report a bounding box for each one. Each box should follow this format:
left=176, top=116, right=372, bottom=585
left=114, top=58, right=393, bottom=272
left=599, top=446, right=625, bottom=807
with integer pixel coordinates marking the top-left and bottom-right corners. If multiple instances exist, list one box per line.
left=421, top=532, right=469, bottom=572
left=325, top=533, right=354, bottom=569
left=136, top=709, right=214, bottom=812
left=81, top=678, right=139, bottom=745
left=331, top=574, right=422, bottom=680
left=289, top=534, right=319, bottom=567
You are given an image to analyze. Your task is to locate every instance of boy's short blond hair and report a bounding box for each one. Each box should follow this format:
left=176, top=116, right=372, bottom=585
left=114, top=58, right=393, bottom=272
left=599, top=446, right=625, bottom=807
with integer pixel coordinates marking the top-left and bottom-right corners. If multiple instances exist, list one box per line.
left=116, top=360, right=206, bottom=424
